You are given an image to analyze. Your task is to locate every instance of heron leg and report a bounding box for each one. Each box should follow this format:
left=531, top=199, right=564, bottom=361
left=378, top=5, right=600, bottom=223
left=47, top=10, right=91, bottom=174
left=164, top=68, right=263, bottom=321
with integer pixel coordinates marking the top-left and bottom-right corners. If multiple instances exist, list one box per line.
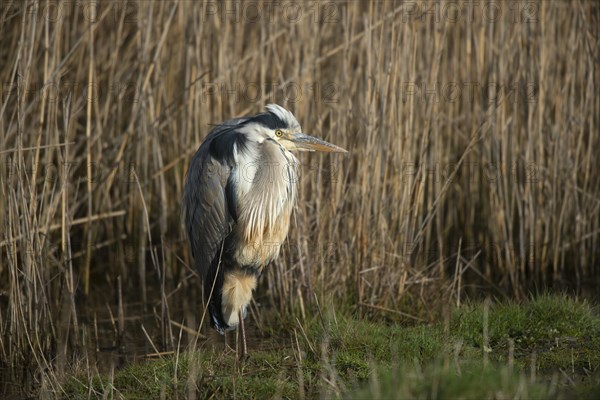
left=224, top=330, right=233, bottom=353
left=239, top=309, right=248, bottom=359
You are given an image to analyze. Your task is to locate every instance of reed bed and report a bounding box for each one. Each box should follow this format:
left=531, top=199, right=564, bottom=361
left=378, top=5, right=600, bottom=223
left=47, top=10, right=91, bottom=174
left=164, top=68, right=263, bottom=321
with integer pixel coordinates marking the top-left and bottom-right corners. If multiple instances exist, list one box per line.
left=0, top=0, right=598, bottom=395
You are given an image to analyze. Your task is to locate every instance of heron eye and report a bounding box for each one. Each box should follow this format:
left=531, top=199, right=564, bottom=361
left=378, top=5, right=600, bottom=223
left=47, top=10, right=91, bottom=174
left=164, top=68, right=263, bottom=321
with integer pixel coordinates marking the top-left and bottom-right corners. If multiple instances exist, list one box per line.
left=275, top=129, right=283, bottom=137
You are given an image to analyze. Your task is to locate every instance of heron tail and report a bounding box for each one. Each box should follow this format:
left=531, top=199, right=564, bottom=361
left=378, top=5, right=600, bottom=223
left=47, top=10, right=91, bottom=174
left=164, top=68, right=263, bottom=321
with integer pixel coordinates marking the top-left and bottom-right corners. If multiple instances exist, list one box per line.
left=204, top=258, right=229, bottom=334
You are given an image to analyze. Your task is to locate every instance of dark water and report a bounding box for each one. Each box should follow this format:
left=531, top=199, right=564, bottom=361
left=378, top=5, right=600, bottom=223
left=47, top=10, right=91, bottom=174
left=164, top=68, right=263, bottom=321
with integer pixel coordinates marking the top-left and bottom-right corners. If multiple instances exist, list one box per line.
left=0, top=275, right=288, bottom=398
left=2, top=269, right=598, bottom=398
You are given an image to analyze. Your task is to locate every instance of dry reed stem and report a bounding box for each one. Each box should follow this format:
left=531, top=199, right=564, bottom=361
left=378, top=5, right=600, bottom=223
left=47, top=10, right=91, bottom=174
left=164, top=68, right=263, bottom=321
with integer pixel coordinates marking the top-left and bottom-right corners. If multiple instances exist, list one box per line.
left=0, top=1, right=598, bottom=394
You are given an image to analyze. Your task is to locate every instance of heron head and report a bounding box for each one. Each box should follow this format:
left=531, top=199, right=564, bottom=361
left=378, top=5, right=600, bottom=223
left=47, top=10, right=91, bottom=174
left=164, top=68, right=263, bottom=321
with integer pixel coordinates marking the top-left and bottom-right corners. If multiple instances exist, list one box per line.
left=244, top=104, right=347, bottom=153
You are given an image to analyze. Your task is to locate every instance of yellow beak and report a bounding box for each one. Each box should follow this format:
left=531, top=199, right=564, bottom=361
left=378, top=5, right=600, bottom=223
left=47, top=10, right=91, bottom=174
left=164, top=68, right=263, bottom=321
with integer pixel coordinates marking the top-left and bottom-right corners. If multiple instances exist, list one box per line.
left=291, top=133, right=347, bottom=153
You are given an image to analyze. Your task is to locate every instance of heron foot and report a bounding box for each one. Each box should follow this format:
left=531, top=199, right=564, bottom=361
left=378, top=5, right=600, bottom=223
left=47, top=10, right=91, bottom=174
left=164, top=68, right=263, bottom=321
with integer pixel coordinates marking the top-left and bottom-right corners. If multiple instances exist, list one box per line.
left=239, top=309, right=248, bottom=359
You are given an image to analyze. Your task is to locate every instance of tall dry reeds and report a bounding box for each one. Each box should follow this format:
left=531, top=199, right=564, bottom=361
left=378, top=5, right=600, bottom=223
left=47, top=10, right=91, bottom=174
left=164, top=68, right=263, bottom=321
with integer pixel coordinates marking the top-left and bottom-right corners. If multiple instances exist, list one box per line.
left=0, top=0, right=598, bottom=394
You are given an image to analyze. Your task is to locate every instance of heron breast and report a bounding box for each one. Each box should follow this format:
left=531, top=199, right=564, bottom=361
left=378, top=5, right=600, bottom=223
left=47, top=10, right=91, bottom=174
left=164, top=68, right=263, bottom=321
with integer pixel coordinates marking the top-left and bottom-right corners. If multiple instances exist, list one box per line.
left=232, top=139, right=298, bottom=268
left=234, top=196, right=293, bottom=268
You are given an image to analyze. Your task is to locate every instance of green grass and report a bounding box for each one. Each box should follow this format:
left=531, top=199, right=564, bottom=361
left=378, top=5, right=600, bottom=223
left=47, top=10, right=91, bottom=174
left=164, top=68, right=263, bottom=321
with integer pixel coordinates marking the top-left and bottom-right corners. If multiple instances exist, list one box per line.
left=452, top=295, right=600, bottom=372
left=62, top=295, right=600, bottom=399
left=351, top=361, right=554, bottom=400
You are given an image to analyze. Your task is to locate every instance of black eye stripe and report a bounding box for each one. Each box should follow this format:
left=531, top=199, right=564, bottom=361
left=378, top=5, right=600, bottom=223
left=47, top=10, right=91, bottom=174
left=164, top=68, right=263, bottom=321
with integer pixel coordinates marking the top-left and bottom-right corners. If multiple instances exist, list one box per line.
left=249, top=112, right=288, bottom=130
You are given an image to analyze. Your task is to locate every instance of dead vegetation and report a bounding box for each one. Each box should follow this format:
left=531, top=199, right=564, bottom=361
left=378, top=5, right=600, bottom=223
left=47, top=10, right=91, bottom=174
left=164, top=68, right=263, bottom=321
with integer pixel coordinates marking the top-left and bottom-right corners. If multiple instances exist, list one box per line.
left=0, top=0, right=598, bottom=396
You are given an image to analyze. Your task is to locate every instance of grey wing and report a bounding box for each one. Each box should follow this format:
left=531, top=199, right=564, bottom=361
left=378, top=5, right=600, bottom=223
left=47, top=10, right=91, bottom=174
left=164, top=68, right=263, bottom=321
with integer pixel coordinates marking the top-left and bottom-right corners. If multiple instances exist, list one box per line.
left=182, top=146, right=232, bottom=282
left=183, top=117, right=250, bottom=278
left=183, top=119, right=250, bottom=333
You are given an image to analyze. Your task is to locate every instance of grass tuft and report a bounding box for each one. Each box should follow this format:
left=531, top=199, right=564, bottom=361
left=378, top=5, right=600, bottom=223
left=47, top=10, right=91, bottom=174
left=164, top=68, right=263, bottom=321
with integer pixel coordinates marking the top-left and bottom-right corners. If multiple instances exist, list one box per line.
left=61, top=295, right=600, bottom=398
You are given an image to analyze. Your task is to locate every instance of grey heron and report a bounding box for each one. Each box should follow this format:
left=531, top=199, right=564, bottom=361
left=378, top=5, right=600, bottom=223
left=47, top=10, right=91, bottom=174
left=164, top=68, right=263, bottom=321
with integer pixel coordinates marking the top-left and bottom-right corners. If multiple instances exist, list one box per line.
left=183, top=104, right=346, bottom=356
